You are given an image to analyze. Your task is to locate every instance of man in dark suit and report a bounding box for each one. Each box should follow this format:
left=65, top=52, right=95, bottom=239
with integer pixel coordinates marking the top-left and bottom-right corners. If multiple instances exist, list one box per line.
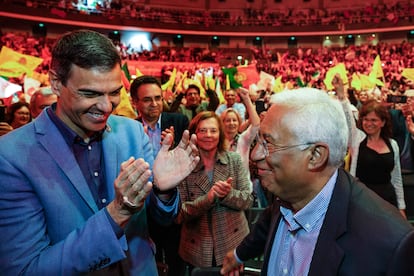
left=221, top=88, right=414, bottom=275
left=131, top=75, right=189, bottom=155
left=130, top=75, right=189, bottom=276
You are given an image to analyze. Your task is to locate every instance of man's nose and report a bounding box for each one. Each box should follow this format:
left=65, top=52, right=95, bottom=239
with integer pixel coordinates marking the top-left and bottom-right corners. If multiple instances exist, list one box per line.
left=97, top=95, right=113, bottom=112
left=251, top=142, right=266, bottom=162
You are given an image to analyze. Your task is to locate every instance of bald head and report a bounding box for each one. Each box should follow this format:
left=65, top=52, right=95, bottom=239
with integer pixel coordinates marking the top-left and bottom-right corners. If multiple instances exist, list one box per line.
left=30, top=89, right=57, bottom=118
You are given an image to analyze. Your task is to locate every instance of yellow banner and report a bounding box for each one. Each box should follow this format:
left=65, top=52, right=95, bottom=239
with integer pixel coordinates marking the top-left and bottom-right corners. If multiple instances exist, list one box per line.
left=0, top=46, right=43, bottom=78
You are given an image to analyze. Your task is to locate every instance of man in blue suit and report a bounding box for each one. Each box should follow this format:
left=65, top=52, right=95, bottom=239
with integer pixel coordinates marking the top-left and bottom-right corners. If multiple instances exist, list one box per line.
left=0, top=30, right=199, bottom=275
left=220, top=88, right=414, bottom=275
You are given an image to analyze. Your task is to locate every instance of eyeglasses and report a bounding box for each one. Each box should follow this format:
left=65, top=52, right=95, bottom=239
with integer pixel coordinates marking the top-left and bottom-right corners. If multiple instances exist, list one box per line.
left=255, top=134, right=313, bottom=157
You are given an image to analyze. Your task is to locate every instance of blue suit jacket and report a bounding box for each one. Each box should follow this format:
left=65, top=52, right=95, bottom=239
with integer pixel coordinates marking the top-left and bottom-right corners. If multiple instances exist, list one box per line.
left=236, top=169, right=414, bottom=275
left=0, top=108, right=178, bottom=275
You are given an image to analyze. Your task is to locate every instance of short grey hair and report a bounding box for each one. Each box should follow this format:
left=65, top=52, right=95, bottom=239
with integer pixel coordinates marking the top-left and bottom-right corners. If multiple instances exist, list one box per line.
left=270, top=88, right=348, bottom=167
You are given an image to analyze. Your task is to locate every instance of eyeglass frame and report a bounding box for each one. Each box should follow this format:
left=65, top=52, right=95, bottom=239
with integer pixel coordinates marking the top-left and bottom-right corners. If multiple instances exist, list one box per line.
left=255, top=133, right=314, bottom=157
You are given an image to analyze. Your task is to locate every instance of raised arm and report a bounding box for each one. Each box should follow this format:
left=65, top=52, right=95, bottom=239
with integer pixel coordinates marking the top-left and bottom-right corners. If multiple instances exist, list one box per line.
left=206, top=88, right=220, bottom=111
left=238, top=87, right=260, bottom=132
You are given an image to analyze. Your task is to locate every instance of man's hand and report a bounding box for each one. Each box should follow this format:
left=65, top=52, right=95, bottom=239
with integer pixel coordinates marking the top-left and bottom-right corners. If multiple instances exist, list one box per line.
left=153, top=130, right=200, bottom=190
left=107, top=157, right=153, bottom=227
left=237, top=87, right=250, bottom=103
left=332, top=74, right=346, bottom=100
left=220, top=250, right=244, bottom=276
left=161, top=126, right=175, bottom=148
left=0, top=122, right=13, bottom=136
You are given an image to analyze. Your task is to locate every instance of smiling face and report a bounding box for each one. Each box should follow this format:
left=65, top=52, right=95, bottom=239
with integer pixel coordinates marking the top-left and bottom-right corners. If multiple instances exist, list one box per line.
left=196, top=117, right=220, bottom=153
left=250, top=105, right=313, bottom=205
left=12, top=106, right=30, bottom=128
left=51, top=64, right=122, bottom=138
left=361, top=111, right=385, bottom=136
left=225, top=89, right=237, bottom=107
left=222, top=110, right=240, bottom=138
left=185, top=87, right=201, bottom=107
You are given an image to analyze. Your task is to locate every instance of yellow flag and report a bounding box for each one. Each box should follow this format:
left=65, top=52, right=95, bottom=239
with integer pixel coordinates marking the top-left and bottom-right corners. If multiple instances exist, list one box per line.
left=161, top=68, right=177, bottom=91
left=324, top=63, right=348, bottom=90
left=351, top=73, right=361, bottom=91
left=206, top=74, right=215, bottom=91
left=176, top=71, right=188, bottom=93
left=215, top=77, right=225, bottom=104
left=0, top=46, right=43, bottom=77
left=359, top=74, right=376, bottom=90
left=226, top=74, right=230, bottom=90
left=272, top=76, right=284, bottom=93
left=402, top=68, right=414, bottom=83
left=369, top=55, right=384, bottom=79
left=112, top=87, right=136, bottom=119
left=135, top=67, right=143, bottom=78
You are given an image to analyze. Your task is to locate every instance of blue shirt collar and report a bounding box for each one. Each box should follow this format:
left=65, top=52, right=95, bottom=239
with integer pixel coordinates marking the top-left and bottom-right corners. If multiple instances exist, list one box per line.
left=280, top=169, right=338, bottom=233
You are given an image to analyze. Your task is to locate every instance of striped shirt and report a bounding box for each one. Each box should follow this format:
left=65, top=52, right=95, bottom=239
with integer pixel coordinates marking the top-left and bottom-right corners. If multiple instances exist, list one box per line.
left=267, top=170, right=337, bottom=276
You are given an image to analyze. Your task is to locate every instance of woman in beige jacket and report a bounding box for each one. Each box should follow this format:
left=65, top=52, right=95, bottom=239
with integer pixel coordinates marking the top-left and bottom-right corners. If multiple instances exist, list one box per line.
left=176, top=111, right=254, bottom=272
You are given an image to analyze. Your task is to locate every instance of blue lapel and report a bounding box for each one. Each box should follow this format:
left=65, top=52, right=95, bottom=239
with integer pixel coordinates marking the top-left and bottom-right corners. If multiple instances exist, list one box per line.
left=102, top=123, right=118, bottom=201
left=34, top=112, right=99, bottom=213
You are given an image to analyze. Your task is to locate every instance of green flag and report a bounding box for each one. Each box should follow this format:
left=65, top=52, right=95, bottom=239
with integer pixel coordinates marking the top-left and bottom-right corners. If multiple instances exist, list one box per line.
left=121, top=62, right=131, bottom=82
left=222, top=67, right=242, bottom=89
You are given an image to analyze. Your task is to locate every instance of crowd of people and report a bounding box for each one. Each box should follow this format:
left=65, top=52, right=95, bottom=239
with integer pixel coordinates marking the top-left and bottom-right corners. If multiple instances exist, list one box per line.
left=15, top=0, right=414, bottom=30
left=3, top=29, right=414, bottom=94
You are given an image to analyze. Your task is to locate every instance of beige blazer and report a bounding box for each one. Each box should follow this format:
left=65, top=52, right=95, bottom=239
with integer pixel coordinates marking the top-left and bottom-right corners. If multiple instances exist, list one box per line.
left=176, top=151, right=254, bottom=267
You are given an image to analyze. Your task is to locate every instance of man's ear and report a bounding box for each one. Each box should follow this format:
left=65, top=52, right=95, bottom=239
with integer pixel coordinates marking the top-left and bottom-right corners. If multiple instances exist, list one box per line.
left=49, top=70, right=62, bottom=97
left=308, top=143, right=329, bottom=171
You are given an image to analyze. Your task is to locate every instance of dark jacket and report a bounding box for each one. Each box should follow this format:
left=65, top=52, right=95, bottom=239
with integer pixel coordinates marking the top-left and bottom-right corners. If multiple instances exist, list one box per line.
left=236, top=169, right=414, bottom=276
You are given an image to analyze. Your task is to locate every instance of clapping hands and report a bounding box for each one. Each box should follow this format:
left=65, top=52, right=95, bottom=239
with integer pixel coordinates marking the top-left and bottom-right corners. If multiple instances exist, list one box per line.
left=153, top=130, right=200, bottom=190
left=107, top=157, right=153, bottom=227
left=208, top=177, right=233, bottom=203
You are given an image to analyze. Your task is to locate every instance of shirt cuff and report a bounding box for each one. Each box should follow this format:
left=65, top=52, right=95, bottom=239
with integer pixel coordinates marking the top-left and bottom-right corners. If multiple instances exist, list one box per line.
left=104, top=208, right=124, bottom=239
left=153, top=187, right=178, bottom=204
left=234, top=248, right=244, bottom=264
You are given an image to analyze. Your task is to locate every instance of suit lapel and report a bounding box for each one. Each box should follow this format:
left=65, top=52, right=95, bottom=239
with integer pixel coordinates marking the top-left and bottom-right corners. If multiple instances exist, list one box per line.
left=186, top=168, right=211, bottom=194
left=308, top=170, right=350, bottom=275
left=102, top=124, right=118, bottom=201
left=34, top=113, right=99, bottom=213
left=261, top=203, right=283, bottom=274
left=160, top=112, right=168, bottom=131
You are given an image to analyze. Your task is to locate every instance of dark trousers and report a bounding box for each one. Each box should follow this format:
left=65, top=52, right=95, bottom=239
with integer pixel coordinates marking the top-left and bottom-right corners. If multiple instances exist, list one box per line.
left=148, top=217, right=185, bottom=276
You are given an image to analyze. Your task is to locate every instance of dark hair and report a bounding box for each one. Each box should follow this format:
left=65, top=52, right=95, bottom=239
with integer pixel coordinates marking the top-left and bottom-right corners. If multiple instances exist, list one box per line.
left=357, top=100, right=392, bottom=140
left=130, top=75, right=162, bottom=102
left=50, top=30, right=122, bottom=86
left=188, top=111, right=226, bottom=152
left=185, top=84, right=200, bottom=96
left=7, top=102, right=31, bottom=125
